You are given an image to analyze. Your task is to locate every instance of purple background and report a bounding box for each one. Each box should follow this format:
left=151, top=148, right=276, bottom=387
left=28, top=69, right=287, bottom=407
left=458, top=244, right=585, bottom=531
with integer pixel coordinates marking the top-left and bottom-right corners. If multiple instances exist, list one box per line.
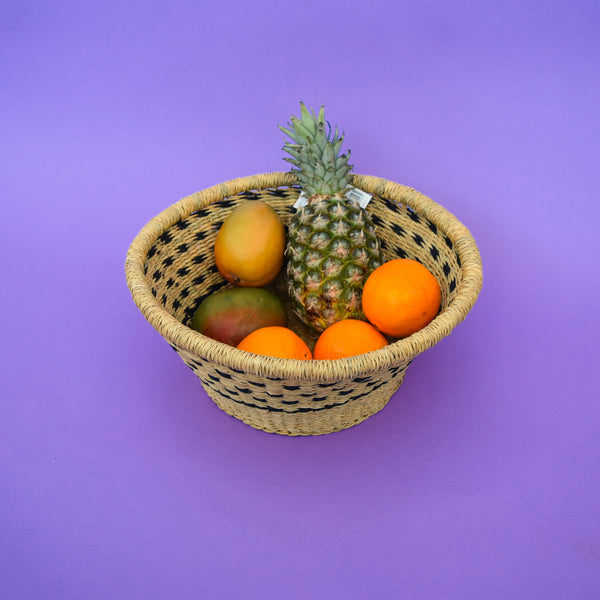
left=2, top=1, right=599, bottom=598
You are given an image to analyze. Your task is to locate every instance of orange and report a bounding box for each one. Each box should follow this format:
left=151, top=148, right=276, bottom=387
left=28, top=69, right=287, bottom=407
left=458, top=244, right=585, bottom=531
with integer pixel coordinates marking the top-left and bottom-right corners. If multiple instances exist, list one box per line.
left=362, top=258, right=441, bottom=338
left=313, top=319, right=388, bottom=360
left=237, top=326, right=312, bottom=360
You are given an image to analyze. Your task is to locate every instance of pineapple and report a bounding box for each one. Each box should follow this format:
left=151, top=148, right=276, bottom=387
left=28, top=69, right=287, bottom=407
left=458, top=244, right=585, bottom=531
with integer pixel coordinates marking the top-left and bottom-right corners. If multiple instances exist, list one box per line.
left=280, top=102, right=382, bottom=332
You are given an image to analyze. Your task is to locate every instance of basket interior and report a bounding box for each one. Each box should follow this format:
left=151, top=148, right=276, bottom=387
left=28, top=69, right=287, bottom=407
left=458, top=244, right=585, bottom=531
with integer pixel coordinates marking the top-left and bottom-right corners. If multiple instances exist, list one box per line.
left=141, top=184, right=465, bottom=350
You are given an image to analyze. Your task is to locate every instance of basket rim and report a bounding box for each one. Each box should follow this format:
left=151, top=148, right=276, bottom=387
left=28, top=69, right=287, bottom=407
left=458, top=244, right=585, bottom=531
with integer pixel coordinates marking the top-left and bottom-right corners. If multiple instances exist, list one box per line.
left=125, top=172, right=483, bottom=381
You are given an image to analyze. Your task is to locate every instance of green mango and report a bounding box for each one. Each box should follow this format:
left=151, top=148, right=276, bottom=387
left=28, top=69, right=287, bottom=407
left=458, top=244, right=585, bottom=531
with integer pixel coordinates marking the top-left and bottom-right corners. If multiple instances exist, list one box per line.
left=190, top=287, right=286, bottom=346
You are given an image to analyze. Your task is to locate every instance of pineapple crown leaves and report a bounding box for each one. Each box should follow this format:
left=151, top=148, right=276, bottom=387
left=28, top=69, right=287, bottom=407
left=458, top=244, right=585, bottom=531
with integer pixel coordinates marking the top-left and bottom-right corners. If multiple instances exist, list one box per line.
left=279, top=102, right=353, bottom=196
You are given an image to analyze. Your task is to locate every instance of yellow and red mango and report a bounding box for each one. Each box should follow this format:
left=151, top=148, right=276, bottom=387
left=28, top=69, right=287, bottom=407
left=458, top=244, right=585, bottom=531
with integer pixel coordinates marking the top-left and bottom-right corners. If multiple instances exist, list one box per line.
left=190, top=287, right=286, bottom=347
left=214, top=200, right=285, bottom=287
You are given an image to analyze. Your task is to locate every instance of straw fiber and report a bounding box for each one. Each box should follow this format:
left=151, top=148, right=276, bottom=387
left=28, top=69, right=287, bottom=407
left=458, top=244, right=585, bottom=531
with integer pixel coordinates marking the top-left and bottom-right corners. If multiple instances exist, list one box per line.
left=125, top=172, right=482, bottom=435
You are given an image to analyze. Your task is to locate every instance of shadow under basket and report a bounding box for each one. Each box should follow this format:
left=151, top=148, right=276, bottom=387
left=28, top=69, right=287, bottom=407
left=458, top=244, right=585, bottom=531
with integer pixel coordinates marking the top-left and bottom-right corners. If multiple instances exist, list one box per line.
left=125, top=172, right=483, bottom=436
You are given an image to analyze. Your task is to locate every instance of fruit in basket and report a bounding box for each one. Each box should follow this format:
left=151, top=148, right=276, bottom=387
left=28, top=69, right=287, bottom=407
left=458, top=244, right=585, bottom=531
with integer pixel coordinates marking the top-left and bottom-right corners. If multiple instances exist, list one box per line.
left=191, top=287, right=286, bottom=346
left=362, top=258, right=441, bottom=338
left=280, top=102, right=382, bottom=332
left=237, top=326, right=313, bottom=360
left=214, top=200, right=285, bottom=287
left=313, top=319, right=388, bottom=360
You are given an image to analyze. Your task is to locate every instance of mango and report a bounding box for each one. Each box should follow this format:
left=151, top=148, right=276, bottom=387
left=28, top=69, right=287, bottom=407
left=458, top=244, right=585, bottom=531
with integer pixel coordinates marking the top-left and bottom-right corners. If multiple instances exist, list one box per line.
left=214, top=200, right=285, bottom=287
left=190, top=287, right=286, bottom=346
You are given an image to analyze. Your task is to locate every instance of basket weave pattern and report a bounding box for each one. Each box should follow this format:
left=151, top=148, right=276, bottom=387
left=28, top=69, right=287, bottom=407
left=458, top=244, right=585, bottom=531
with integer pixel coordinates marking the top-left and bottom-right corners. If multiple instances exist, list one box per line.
left=126, top=172, right=482, bottom=435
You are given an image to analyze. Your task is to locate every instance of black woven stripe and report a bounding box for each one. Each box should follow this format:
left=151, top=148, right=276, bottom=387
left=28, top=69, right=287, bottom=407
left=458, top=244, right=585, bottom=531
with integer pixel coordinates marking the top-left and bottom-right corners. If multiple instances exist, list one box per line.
left=267, top=188, right=291, bottom=197
left=219, top=394, right=358, bottom=414
left=391, top=223, right=406, bottom=236
left=389, top=361, right=411, bottom=375
left=217, top=198, right=238, bottom=208
left=247, top=380, right=266, bottom=387
left=183, top=307, right=196, bottom=323
left=382, top=199, right=403, bottom=214
left=365, top=378, right=383, bottom=388
left=412, top=233, right=425, bottom=247
left=317, top=381, right=341, bottom=388
left=192, top=207, right=213, bottom=219
left=349, top=380, right=387, bottom=400
left=239, top=191, right=261, bottom=200
left=214, top=389, right=238, bottom=403
left=407, top=209, right=421, bottom=223
left=197, top=282, right=224, bottom=298
left=204, top=376, right=396, bottom=414
left=215, top=368, right=233, bottom=379
left=370, top=213, right=386, bottom=227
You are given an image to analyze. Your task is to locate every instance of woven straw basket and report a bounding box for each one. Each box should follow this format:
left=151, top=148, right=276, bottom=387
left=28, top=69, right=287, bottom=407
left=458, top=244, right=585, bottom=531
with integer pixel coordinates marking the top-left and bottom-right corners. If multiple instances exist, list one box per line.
left=125, top=172, right=482, bottom=435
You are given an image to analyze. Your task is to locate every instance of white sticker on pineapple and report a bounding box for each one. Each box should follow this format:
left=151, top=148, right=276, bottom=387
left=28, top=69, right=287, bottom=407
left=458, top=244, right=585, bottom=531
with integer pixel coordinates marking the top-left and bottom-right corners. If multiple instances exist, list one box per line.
left=293, top=191, right=309, bottom=209
left=345, top=186, right=372, bottom=208
left=293, top=187, right=371, bottom=210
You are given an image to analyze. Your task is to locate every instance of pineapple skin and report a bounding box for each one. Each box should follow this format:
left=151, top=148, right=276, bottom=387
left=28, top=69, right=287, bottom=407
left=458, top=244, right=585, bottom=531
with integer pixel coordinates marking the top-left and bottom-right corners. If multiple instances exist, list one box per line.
left=286, top=193, right=382, bottom=332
